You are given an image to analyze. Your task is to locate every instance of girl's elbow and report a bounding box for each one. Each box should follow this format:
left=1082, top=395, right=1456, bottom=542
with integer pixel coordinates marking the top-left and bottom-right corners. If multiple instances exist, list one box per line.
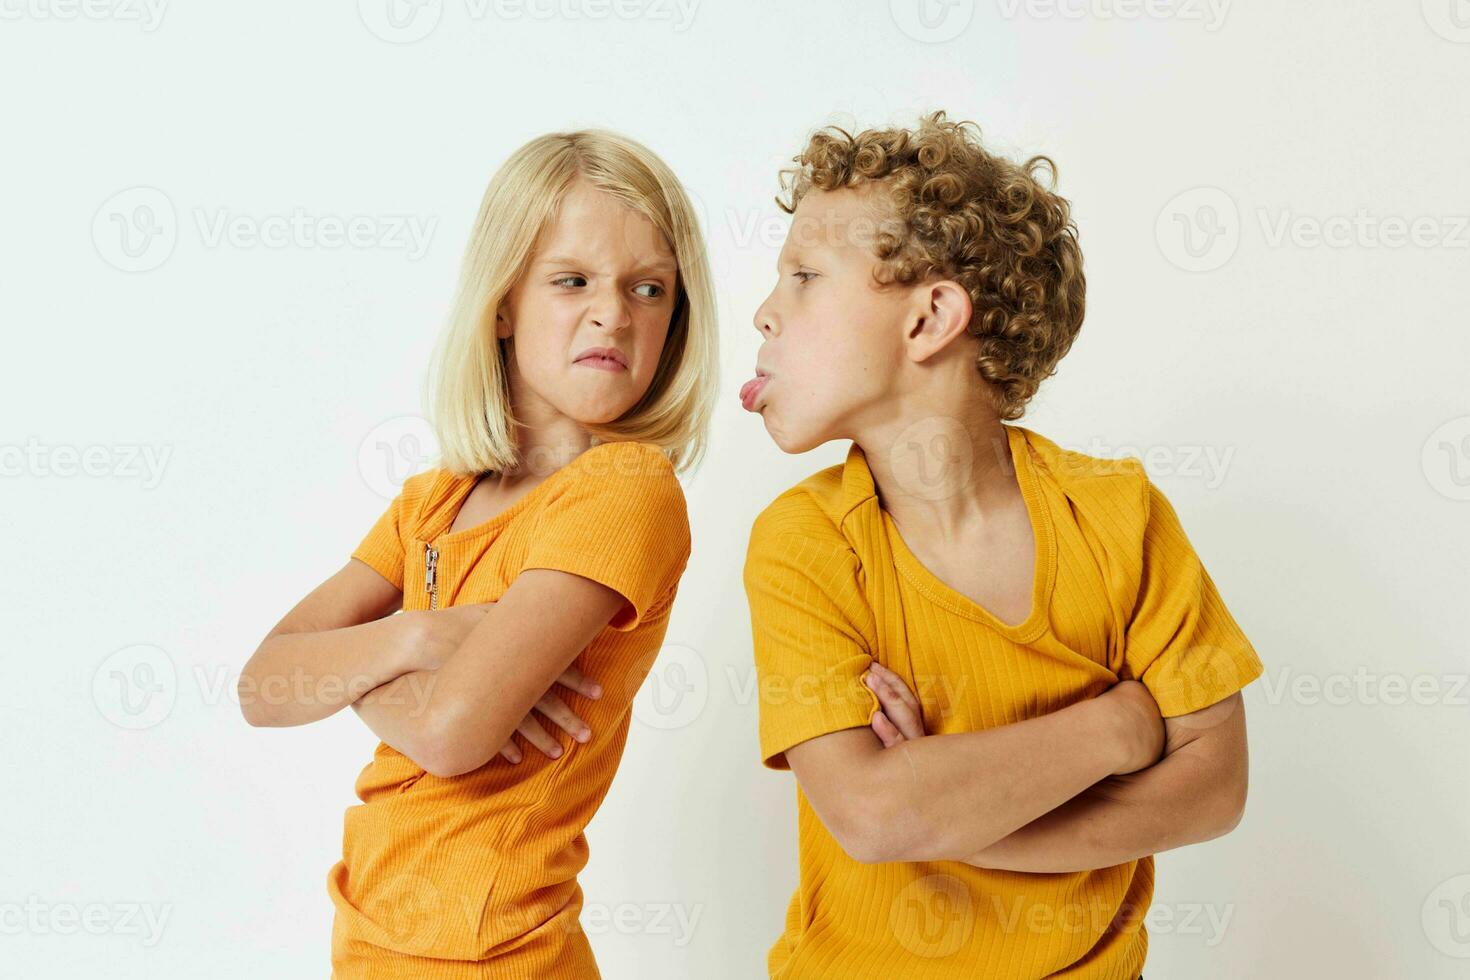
left=416, top=705, right=498, bottom=778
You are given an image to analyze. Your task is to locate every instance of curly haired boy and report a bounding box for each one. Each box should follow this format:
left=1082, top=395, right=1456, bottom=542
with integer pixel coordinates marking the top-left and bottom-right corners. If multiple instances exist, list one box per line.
left=740, top=111, right=1261, bottom=979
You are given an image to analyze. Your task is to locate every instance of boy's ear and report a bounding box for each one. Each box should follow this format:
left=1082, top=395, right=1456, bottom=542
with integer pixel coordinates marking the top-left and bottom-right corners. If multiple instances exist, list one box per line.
left=903, top=280, right=973, bottom=363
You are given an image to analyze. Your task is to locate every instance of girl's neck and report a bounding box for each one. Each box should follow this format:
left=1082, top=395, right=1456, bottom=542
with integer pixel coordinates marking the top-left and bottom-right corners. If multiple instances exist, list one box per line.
left=502, top=357, right=595, bottom=480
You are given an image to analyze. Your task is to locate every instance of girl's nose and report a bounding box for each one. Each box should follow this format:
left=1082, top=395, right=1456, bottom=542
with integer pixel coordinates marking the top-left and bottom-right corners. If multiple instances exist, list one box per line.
left=590, top=287, right=631, bottom=331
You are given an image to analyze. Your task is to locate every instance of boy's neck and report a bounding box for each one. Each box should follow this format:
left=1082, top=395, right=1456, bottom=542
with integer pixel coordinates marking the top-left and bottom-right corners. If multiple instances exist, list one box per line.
left=856, top=412, right=1020, bottom=538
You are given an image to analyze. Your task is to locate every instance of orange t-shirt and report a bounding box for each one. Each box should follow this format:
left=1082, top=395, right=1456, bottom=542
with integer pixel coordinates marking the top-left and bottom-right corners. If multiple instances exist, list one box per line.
left=327, top=440, right=691, bottom=979
left=743, top=424, right=1263, bottom=979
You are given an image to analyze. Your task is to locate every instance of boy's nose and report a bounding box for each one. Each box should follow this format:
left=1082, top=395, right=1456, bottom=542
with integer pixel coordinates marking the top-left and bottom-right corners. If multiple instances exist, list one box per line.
left=752, top=300, right=779, bottom=338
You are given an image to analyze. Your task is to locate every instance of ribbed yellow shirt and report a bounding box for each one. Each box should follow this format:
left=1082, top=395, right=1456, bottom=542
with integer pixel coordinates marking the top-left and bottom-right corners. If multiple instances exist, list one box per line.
left=328, top=440, right=691, bottom=979
left=743, top=424, right=1263, bottom=979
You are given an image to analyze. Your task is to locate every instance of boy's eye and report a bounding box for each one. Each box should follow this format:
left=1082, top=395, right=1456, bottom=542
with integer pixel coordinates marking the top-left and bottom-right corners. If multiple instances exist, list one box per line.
left=552, top=275, right=588, bottom=288
left=633, top=283, right=664, bottom=298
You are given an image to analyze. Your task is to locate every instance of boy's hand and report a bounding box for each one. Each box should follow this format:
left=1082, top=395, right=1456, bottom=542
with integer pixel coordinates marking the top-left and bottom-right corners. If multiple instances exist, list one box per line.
left=864, top=662, right=927, bottom=746
left=496, top=667, right=603, bottom=764
left=864, top=664, right=1166, bottom=778
left=1100, top=679, right=1165, bottom=774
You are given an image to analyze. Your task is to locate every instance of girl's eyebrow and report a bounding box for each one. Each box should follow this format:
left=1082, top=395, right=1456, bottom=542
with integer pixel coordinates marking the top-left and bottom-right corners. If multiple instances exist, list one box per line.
left=536, top=254, right=678, bottom=276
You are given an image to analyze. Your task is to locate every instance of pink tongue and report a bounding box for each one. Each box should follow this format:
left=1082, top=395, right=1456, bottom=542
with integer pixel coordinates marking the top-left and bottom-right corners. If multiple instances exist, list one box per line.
left=739, top=376, right=762, bottom=404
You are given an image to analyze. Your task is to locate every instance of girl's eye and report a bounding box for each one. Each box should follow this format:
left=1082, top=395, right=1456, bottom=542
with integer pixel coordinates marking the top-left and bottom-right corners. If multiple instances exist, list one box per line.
left=552, top=275, right=588, bottom=288
left=633, top=283, right=664, bottom=299
left=793, top=270, right=818, bottom=284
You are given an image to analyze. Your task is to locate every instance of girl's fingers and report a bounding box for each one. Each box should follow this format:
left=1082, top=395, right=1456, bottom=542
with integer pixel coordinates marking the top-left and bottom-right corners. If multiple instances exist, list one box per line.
left=868, top=666, right=926, bottom=740
left=536, top=694, right=592, bottom=743
left=516, top=715, right=563, bottom=758
left=871, top=709, right=905, bottom=748
left=498, top=741, right=522, bottom=764
left=556, top=666, right=603, bottom=700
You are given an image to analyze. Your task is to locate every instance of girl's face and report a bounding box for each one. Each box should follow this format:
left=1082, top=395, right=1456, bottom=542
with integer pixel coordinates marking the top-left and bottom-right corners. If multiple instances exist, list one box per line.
left=498, top=179, right=679, bottom=427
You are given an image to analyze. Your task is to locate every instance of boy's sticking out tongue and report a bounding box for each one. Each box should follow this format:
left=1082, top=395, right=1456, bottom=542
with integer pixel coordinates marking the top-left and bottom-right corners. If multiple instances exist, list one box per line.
left=739, top=373, right=769, bottom=412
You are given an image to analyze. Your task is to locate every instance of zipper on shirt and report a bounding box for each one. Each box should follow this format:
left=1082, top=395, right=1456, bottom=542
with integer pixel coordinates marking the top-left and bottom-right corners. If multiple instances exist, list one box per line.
left=424, top=542, right=440, bottom=610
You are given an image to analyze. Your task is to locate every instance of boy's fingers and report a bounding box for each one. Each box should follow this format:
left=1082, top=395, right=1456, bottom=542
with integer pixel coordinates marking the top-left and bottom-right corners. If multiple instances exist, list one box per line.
left=498, top=741, right=522, bottom=764
left=536, top=694, right=592, bottom=743
left=556, top=666, right=603, bottom=700
left=870, top=666, right=926, bottom=739
left=871, top=710, right=904, bottom=748
left=873, top=663, right=922, bottom=714
left=868, top=671, right=924, bottom=740
left=516, top=716, right=563, bottom=758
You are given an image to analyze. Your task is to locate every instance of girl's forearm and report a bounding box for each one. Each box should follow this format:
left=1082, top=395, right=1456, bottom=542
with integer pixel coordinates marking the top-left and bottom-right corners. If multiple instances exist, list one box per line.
left=239, top=614, right=418, bottom=727
left=349, top=669, right=444, bottom=766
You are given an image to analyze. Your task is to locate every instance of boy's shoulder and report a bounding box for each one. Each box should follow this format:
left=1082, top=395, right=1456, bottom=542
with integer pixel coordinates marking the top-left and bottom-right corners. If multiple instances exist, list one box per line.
left=746, top=453, right=857, bottom=556
left=1016, top=424, right=1152, bottom=512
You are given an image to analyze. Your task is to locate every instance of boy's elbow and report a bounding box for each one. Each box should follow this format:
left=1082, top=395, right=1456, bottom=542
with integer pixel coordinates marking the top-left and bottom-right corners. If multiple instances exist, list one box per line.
left=827, top=796, right=923, bottom=865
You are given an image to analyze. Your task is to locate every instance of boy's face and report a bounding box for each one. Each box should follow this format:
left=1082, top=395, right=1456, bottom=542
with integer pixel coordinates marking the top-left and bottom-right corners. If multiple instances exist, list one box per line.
left=499, top=179, right=679, bottom=426
left=746, top=188, right=915, bottom=454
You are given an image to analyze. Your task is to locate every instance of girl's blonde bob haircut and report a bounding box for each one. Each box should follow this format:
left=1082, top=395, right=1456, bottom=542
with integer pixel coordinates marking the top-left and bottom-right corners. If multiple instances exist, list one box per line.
left=427, top=130, right=717, bottom=477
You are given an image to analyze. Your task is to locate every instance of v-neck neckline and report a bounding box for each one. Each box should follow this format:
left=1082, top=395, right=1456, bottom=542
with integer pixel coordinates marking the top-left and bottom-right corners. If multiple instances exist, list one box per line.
left=870, top=424, right=1057, bottom=640
left=425, top=466, right=566, bottom=545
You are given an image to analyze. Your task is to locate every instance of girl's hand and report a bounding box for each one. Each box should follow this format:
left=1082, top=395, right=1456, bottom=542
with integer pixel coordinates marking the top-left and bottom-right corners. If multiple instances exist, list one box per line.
left=864, top=662, right=926, bottom=747
left=406, top=603, right=495, bottom=672
left=497, top=666, right=603, bottom=764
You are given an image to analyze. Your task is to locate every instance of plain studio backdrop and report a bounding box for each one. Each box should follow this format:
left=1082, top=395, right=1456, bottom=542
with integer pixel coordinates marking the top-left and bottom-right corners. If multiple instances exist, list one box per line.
left=2, top=2, right=1466, bottom=977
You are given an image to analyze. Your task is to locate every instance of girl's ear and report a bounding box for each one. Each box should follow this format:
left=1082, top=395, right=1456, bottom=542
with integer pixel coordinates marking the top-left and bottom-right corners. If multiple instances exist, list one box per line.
left=494, top=304, right=513, bottom=340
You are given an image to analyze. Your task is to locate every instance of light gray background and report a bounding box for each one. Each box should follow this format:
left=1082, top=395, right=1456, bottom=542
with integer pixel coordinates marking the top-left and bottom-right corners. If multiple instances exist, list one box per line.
left=3, top=1, right=1467, bottom=977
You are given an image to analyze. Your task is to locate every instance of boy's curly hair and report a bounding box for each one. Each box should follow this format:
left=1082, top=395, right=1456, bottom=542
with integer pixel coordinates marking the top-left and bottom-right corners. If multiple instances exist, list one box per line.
left=777, top=111, right=1085, bottom=421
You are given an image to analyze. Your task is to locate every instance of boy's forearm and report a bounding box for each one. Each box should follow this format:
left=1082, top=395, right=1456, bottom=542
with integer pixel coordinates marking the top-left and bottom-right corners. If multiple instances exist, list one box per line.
left=871, top=696, right=1129, bottom=862
left=962, top=739, right=1244, bottom=872
left=239, top=614, right=416, bottom=727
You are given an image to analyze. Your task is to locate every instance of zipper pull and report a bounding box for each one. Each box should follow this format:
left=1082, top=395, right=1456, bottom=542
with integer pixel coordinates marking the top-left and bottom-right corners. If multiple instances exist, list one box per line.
left=424, top=543, right=437, bottom=595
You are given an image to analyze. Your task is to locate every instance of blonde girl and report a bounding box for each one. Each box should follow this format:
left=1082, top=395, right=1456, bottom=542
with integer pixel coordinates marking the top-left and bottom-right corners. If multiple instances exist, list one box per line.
left=240, top=129, right=716, bottom=978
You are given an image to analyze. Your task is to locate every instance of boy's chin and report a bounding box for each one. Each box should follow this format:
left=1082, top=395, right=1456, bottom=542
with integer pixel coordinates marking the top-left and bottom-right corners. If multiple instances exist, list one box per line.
left=763, top=418, right=827, bottom=456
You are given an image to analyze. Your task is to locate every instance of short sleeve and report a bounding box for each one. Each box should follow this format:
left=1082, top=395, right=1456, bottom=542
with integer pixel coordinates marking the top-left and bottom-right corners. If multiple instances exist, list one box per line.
left=351, top=488, right=408, bottom=591
left=1121, top=479, right=1264, bottom=717
left=743, top=501, right=882, bottom=770
left=521, top=443, right=690, bottom=632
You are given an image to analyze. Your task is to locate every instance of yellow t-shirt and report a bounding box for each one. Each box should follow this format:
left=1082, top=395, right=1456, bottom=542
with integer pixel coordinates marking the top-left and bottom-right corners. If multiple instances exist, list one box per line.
left=743, top=423, right=1263, bottom=980
left=327, top=440, right=691, bottom=979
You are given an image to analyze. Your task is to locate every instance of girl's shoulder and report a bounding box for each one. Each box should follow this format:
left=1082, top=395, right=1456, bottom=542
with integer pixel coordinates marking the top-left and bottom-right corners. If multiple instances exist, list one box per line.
left=567, top=440, right=680, bottom=488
